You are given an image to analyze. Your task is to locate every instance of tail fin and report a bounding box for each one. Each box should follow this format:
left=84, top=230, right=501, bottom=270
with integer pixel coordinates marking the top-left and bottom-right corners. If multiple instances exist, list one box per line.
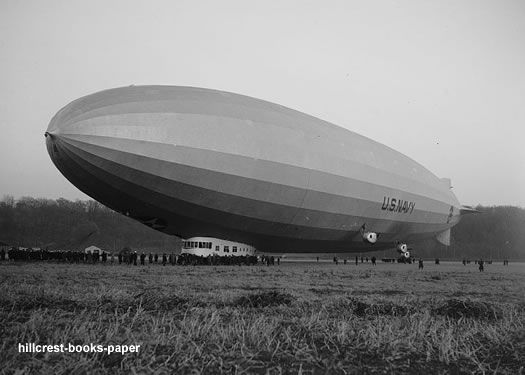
left=460, top=205, right=480, bottom=215
left=435, top=229, right=451, bottom=246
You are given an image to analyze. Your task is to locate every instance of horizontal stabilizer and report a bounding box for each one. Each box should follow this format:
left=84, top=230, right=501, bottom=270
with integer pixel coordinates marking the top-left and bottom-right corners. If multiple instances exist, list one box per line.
left=460, top=206, right=480, bottom=215
left=435, top=229, right=450, bottom=246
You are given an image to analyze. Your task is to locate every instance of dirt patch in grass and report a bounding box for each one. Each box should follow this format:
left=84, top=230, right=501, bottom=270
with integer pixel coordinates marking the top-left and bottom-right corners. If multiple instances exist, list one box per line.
left=433, top=298, right=503, bottom=321
left=134, top=292, right=191, bottom=311
left=350, top=289, right=407, bottom=296
left=352, top=299, right=410, bottom=317
left=233, top=290, right=294, bottom=308
left=328, top=297, right=412, bottom=317
left=0, top=294, right=81, bottom=312
left=309, top=287, right=343, bottom=295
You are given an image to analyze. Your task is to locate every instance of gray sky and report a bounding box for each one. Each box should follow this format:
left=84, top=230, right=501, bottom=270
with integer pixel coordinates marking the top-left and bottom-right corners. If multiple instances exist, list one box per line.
left=1, top=0, right=524, bottom=207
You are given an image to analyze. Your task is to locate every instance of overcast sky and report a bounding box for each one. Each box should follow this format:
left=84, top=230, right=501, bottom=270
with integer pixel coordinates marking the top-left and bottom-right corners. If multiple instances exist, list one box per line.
left=1, top=0, right=524, bottom=207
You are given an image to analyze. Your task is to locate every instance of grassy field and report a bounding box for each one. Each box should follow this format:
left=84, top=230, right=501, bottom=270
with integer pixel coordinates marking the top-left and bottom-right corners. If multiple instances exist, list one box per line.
left=0, top=260, right=524, bottom=374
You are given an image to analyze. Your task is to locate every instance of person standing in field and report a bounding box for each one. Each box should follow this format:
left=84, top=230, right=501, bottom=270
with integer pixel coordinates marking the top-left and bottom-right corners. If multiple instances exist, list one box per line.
left=371, top=256, right=376, bottom=266
left=355, top=256, right=358, bottom=266
left=479, top=259, right=484, bottom=272
left=418, top=258, right=424, bottom=270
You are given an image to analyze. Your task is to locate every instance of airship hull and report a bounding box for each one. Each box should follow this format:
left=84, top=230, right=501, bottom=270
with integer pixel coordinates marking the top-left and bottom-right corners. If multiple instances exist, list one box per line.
left=46, top=86, right=461, bottom=252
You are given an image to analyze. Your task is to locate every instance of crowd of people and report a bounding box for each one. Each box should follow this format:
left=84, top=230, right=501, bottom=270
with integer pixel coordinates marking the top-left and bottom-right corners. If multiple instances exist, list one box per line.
left=0, top=247, right=511, bottom=269
left=2, top=247, right=106, bottom=263
left=117, top=252, right=260, bottom=266
left=0, top=247, right=264, bottom=266
left=329, top=256, right=378, bottom=266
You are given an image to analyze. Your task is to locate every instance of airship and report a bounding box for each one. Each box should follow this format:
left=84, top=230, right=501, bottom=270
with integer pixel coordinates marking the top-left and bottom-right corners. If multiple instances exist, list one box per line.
left=45, top=85, right=468, bottom=255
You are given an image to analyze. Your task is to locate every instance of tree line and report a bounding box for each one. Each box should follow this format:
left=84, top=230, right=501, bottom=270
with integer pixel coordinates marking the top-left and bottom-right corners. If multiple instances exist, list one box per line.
left=0, top=195, right=179, bottom=252
left=448, top=205, right=524, bottom=260
left=0, top=195, right=523, bottom=259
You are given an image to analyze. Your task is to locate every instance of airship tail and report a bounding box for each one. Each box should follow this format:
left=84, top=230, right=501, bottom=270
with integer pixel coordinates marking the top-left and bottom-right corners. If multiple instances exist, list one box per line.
left=460, top=206, right=481, bottom=215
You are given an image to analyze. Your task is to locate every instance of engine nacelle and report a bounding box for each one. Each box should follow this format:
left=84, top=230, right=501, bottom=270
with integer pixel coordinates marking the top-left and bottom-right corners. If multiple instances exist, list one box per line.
left=403, top=251, right=410, bottom=258
left=362, top=232, right=378, bottom=244
left=397, top=243, right=408, bottom=253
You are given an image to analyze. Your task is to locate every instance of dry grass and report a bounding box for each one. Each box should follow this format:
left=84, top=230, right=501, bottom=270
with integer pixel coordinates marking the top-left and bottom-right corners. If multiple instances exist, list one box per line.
left=0, top=261, right=524, bottom=374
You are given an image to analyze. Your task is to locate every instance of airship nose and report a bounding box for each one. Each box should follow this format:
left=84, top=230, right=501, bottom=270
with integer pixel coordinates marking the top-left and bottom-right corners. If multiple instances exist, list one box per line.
left=45, top=107, right=65, bottom=163
left=45, top=129, right=61, bottom=164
